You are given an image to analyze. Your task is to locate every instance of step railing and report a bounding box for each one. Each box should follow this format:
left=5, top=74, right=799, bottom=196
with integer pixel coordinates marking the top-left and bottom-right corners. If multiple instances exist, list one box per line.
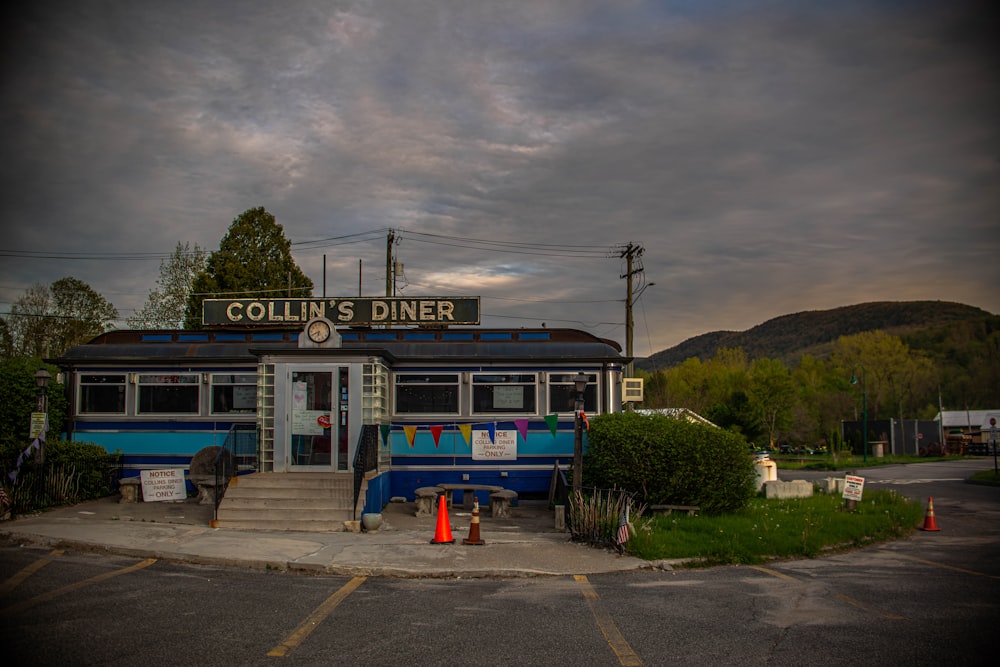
left=352, top=424, right=380, bottom=520
left=211, top=423, right=258, bottom=520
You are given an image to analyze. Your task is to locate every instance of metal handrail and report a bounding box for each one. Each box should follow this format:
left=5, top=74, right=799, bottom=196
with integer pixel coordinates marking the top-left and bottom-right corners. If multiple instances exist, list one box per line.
left=352, top=424, right=380, bottom=520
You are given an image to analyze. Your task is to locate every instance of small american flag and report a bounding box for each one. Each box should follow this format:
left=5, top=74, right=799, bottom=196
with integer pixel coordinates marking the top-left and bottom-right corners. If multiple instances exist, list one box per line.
left=616, top=508, right=630, bottom=546
left=0, top=485, right=9, bottom=508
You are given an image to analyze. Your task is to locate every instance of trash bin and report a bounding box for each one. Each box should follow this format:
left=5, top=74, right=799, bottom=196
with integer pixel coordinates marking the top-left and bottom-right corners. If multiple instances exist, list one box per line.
left=871, top=442, right=884, bottom=458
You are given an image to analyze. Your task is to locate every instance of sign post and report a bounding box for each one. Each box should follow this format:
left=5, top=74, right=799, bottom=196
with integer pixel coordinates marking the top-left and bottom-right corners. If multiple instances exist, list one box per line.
left=843, top=474, right=865, bottom=511
left=990, top=417, right=997, bottom=475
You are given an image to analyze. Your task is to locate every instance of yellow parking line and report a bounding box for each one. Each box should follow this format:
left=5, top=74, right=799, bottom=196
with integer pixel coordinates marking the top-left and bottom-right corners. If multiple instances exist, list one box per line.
left=268, top=576, right=367, bottom=658
left=0, top=549, right=64, bottom=597
left=0, top=557, right=156, bottom=617
left=886, top=551, right=1000, bottom=580
left=574, top=575, right=643, bottom=666
left=748, top=565, right=797, bottom=582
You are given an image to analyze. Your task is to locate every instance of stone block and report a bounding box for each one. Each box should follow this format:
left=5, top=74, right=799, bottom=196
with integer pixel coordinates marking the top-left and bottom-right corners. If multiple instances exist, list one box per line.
left=763, top=479, right=814, bottom=499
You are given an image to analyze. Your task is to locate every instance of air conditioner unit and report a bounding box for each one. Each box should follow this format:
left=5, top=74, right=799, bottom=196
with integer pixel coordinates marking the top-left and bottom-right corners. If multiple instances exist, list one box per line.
left=623, top=378, right=644, bottom=403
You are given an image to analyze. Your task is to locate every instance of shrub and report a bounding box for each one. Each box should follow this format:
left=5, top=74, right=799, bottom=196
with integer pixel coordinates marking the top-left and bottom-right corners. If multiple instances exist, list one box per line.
left=584, top=412, right=756, bottom=514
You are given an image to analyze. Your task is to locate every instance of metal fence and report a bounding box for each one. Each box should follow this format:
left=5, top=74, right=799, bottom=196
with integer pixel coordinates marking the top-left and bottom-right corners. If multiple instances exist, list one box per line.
left=1, top=453, right=124, bottom=520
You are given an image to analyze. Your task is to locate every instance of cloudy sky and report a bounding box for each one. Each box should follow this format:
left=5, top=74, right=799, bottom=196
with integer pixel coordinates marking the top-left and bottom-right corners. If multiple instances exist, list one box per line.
left=1, top=1, right=997, bottom=357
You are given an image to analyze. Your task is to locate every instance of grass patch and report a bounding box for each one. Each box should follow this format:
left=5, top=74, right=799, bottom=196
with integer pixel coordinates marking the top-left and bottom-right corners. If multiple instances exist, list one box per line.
left=625, top=489, right=924, bottom=566
left=775, top=454, right=959, bottom=471
left=968, top=469, right=1000, bottom=486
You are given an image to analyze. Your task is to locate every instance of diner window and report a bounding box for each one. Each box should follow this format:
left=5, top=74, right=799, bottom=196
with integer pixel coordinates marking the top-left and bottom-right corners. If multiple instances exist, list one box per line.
left=472, top=373, right=537, bottom=414
left=211, top=373, right=257, bottom=414
left=394, top=374, right=459, bottom=414
left=79, top=374, right=126, bottom=414
left=548, top=373, right=598, bottom=413
left=137, top=373, right=200, bottom=414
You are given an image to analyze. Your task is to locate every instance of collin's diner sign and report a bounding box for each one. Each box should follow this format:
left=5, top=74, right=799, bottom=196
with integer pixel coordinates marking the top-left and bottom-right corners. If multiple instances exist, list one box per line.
left=202, top=297, right=480, bottom=327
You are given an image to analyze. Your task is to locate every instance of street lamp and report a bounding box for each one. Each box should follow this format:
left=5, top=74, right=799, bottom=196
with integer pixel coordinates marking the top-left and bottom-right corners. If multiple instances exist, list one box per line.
left=572, top=371, right=588, bottom=494
left=850, top=368, right=867, bottom=463
left=34, top=369, right=51, bottom=413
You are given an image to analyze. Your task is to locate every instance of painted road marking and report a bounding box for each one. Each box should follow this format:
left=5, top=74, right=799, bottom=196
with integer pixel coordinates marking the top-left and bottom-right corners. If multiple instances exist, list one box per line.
left=885, top=551, right=1000, bottom=580
left=574, top=575, right=643, bottom=666
left=0, top=549, right=64, bottom=596
left=0, top=557, right=156, bottom=617
left=268, top=576, right=367, bottom=658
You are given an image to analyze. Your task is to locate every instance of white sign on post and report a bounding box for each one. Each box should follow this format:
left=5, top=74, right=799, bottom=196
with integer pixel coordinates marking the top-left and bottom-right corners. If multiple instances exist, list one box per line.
left=140, top=468, right=187, bottom=502
left=843, top=474, right=865, bottom=502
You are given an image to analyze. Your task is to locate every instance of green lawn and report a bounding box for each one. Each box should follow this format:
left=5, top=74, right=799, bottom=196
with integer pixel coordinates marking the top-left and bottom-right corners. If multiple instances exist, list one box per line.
left=774, top=453, right=959, bottom=471
left=625, top=489, right=925, bottom=566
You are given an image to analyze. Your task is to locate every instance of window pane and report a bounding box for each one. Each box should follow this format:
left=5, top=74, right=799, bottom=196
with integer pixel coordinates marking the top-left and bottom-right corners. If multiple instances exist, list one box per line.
left=79, top=374, right=126, bottom=414
left=211, top=373, right=257, bottom=414
left=472, top=373, right=536, bottom=414
left=394, top=374, right=459, bottom=414
left=138, top=374, right=199, bottom=414
left=548, top=373, right=597, bottom=413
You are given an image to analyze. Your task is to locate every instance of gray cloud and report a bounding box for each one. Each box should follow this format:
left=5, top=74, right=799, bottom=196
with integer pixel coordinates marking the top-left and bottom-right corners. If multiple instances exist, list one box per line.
left=1, top=1, right=997, bottom=356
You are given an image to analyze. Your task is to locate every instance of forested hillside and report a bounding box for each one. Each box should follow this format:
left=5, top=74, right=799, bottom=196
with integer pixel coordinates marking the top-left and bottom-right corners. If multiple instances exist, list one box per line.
left=637, top=301, right=995, bottom=370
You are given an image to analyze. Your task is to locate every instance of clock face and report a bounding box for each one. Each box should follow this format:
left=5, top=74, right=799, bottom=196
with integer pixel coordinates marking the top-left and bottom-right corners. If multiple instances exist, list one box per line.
left=307, top=319, right=331, bottom=343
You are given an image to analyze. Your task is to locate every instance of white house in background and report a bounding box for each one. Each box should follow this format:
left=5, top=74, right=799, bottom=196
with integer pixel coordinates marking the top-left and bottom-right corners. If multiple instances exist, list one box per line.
left=935, top=410, right=1000, bottom=439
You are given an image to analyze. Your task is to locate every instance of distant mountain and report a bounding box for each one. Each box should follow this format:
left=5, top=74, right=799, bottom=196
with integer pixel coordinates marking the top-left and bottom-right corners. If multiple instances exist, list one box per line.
left=636, top=301, right=997, bottom=371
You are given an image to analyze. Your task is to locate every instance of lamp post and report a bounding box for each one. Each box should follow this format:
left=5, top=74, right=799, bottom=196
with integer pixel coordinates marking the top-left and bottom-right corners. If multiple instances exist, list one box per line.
left=34, top=369, right=51, bottom=467
left=572, top=371, right=588, bottom=494
left=850, top=368, right=867, bottom=463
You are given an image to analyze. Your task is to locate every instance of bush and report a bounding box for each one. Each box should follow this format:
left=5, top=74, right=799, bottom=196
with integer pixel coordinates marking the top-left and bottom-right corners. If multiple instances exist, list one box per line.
left=584, top=412, right=756, bottom=514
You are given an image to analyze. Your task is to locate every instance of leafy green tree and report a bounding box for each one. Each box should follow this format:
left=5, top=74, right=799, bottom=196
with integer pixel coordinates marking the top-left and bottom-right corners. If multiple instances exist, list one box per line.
left=128, top=242, right=208, bottom=329
left=2, top=279, right=117, bottom=359
left=746, top=357, right=796, bottom=447
left=0, top=357, right=66, bottom=447
left=49, top=277, right=119, bottom=354
left=184, top=207, right=313, bottom=328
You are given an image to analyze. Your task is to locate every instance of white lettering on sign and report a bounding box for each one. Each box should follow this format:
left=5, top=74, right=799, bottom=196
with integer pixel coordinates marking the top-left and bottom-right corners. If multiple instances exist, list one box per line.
left=843, top=474, right=865, bottom=502
left=472, top=429, right=517, bottom=460
left=140, top=468, right=187, bottom=502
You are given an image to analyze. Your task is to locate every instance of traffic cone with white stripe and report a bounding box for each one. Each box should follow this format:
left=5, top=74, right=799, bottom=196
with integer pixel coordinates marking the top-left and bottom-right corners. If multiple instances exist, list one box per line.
left=919, top=497, right=940, bottom=532
left=463, top=499, right=485, bottom=545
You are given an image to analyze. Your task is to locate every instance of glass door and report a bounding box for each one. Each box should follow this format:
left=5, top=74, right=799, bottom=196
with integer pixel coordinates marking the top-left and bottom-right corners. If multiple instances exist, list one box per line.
left=289, top=370, right=337, bottom=470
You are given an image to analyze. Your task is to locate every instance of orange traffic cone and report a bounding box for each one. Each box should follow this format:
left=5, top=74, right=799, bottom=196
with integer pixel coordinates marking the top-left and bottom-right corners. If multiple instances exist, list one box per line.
left=430, top=493, right=455, bottom=544
left=920, top=497, right=940, bottom=532
left=463, top=499, right=485, bottom=545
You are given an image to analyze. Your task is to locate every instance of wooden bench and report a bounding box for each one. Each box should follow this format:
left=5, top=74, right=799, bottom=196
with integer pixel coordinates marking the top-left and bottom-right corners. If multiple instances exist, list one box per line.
left=489, top=489, right=518, bottom=518
left=437, top=483, right=504, bottom=510
left=649, top=504, right=700, bottom=516
left=414, top=487, right=443, bottom=516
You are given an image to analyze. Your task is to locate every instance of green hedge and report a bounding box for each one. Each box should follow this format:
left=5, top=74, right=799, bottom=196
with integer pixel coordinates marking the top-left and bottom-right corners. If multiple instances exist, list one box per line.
left=584, top=412, right=756, bottom=514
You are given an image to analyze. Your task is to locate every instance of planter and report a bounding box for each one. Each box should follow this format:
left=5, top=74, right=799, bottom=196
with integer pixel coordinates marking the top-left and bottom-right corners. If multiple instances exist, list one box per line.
left=361, top=513, right=383, bottom=532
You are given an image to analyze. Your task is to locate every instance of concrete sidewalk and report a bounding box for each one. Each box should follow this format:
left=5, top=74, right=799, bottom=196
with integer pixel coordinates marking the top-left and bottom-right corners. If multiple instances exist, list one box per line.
left=0, top=496, right=656, bottom=578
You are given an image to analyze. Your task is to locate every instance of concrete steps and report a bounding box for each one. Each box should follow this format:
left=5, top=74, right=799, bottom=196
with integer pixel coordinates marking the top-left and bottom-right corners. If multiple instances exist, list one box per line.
left=212, top=472, right=363, bottom=532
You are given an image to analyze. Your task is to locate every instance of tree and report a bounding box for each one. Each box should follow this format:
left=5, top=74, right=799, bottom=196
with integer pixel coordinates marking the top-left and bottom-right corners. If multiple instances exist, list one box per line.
left=128, top=242, right=208, bottom=329
left=0, top=357, right=66, bottom=447
left=183, top=207, right=313, bottom=328
left=746, top=357, right=796, bottom=447
left=1, top=279, right=117, bottom=359
left=49, top=277, right=119, bottom=354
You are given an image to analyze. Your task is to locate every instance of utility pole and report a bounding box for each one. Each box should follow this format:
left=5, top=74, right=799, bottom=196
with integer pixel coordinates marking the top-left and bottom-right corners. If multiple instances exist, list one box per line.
left=619, top=242, right=644, bottom=377
left=385, top=229, right=395, bottom=297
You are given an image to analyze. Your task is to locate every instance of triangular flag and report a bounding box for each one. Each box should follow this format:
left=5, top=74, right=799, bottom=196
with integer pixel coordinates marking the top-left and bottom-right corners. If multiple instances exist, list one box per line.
left=485, top=422, right=496, bottom=443
left=379, top=424, right=391, bottom=445
left=514, top=419, right=529, bottom=441
left=403, top=425, right=418, bottom=447
left=544, top=414, right=559, bottom=437
left=429, top=424, right=444, bottom=448
left=580, top=411, right=590, bottom=430
left=458, top=423, right=472, bottom=445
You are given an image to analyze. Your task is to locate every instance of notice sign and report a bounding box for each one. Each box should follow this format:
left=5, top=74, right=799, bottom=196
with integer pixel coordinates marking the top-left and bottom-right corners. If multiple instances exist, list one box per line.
left=140, top=469, right=187, bottom=502
left=472, top=429, right=517, bottom=460
left=843, top=474, right=865, bottom=502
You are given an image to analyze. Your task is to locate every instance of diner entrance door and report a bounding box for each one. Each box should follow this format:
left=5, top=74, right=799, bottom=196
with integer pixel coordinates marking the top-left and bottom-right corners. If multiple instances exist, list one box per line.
left=288, top=367, right=349, bottom=471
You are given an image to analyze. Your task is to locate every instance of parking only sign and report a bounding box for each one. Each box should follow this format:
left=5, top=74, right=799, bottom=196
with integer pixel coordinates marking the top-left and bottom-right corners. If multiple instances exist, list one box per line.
left=843, top=475, right=865, bottom=502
